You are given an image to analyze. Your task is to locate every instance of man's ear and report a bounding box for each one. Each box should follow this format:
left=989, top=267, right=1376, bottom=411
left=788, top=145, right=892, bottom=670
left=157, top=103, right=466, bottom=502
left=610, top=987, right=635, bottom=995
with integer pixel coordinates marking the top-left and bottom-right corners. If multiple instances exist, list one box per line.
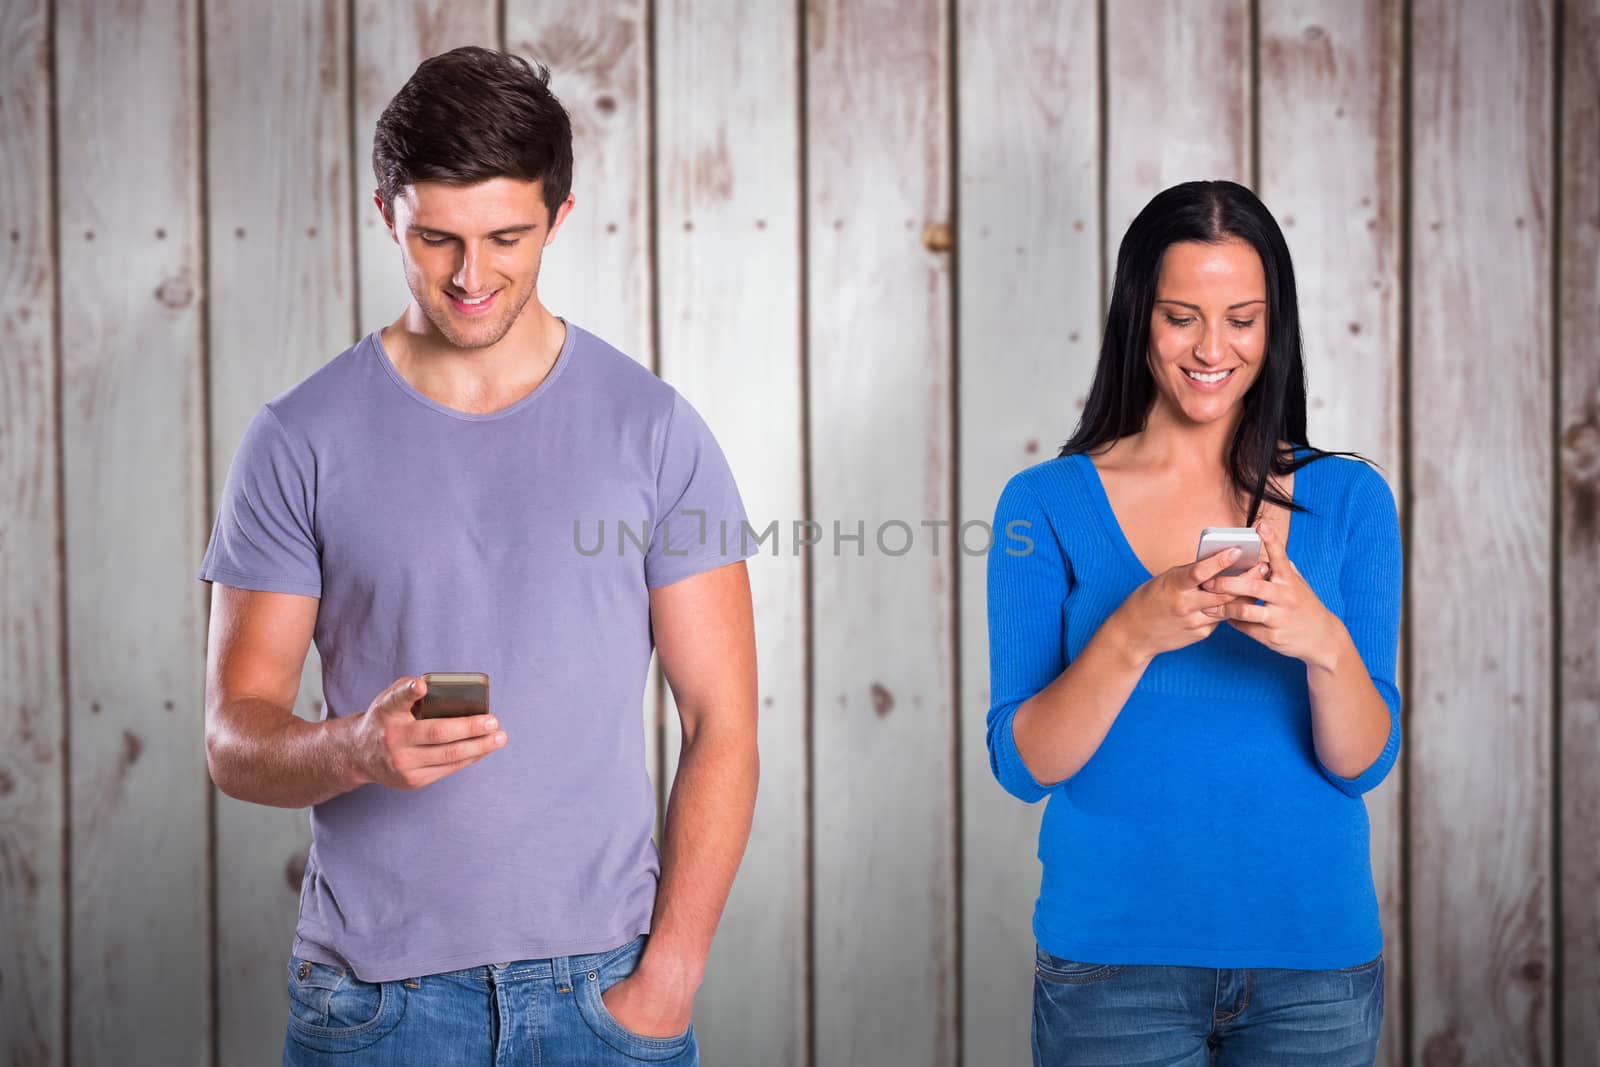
left=374, top=191, right=397, bottom=243
left=544, top=193, right=577, bottom=247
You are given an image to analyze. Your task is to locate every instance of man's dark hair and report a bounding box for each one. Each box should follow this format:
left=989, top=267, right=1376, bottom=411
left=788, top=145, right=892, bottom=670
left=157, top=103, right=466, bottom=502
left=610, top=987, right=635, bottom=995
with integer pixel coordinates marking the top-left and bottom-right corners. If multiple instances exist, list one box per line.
left=1061, top=180, right=1369, bottom=521
left=373, top=46, right=573, bottom=222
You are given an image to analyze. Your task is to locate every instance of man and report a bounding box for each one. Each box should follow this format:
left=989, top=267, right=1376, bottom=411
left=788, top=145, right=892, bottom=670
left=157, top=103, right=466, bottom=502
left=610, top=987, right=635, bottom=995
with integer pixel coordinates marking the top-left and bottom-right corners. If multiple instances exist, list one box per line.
left=199, top=47, right=757, bottom=1065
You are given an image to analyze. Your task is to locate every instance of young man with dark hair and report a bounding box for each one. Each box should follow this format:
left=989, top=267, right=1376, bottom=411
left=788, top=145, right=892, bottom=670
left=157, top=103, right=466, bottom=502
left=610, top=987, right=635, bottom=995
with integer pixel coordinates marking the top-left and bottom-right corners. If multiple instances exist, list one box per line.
left=199, top=47, right=757, bottom=1064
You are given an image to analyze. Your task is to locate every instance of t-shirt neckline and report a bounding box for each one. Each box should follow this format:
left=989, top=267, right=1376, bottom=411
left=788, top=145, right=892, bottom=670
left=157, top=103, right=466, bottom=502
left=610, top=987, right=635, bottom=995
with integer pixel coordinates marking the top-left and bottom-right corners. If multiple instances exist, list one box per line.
left=369, top=318, right=578, bottom=422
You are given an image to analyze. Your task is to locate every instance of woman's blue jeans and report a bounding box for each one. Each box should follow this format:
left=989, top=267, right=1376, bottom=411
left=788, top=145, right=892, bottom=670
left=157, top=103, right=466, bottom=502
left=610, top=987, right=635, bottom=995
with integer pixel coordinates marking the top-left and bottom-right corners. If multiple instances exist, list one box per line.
left=1032, top=945, right=1384, bottom=1066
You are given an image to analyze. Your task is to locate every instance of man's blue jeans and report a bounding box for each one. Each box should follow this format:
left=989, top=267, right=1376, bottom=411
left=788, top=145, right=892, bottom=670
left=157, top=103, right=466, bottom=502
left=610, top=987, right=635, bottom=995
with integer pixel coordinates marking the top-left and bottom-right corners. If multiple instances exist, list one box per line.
left=1032, top=944, right=1384, bottom=1066
left=282, top=934, right=698, bottom=1065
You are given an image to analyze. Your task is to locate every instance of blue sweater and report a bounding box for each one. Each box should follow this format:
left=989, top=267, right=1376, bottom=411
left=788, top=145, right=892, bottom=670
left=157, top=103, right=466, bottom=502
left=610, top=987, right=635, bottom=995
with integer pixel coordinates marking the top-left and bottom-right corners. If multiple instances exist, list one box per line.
left=986, top=449, right=1402, bottom=970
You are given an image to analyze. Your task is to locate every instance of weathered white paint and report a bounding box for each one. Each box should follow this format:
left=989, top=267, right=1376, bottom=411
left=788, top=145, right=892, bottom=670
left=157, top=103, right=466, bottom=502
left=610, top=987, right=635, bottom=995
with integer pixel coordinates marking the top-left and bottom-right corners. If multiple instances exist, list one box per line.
left=956, top=2, right=1100, bottom=1065
left=1410, top=1, right=1555, bottom=1062
left=57, top=0, right=210, bottom=1062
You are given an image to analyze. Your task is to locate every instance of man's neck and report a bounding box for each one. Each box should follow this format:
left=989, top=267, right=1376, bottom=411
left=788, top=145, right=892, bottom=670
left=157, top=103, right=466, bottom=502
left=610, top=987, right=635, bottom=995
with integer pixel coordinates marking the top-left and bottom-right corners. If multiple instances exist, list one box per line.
left=384, top=307, right=566, bottom=385
left=380, top=305, right=567, bottom=412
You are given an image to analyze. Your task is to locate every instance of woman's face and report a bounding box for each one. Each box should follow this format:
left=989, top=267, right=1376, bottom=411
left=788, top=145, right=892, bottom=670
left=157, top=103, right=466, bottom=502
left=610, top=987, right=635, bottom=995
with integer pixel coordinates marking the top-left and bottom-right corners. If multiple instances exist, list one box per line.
left=1146, top=237, right=1269, bottom=428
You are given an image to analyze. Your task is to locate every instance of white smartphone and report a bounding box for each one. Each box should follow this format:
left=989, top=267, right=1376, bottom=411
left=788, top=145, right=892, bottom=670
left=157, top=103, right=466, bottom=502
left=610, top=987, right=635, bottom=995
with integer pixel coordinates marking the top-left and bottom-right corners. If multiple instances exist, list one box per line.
left=1195, top=527, right=1262, bottom=578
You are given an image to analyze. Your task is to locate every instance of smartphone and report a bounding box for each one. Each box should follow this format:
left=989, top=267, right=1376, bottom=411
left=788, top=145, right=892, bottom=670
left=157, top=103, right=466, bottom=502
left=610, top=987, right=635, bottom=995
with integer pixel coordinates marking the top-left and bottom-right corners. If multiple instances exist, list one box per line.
left=414, top=672, right=490, bottom=719
left=1195, top=527, right=1262, bottom=578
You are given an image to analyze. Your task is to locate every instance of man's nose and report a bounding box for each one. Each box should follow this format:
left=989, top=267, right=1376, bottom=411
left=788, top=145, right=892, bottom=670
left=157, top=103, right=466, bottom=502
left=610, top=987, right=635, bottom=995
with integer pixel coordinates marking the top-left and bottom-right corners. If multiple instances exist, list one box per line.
left=453, top=248, right=484, bottom=293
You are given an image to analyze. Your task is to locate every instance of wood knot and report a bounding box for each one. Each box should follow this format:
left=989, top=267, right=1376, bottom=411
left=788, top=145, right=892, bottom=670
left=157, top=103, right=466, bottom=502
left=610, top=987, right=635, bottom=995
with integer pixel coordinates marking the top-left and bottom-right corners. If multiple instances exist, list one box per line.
left=1520, top=959, right=1546, bottom=982
left=120, top=729, right=143, bottom=767
left=1562, top=419, right=1600, bottom=484
left=869, top=683, right=894, bottom=717
left=155, top=275, right=194, bottom=309
left=1421, top=1030, right=1464, bottom=1067
left=921, top=221, right=953, bottom=253
left=0, top=767, right=14, bottom=795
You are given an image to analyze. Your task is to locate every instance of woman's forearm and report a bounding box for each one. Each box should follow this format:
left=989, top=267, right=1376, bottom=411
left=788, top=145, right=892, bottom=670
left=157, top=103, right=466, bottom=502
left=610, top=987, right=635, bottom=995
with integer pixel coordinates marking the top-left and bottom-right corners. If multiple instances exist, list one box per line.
left=1304, top=625, right=1394, bottom=780
left=1011, top=612, right=1151, bottom=787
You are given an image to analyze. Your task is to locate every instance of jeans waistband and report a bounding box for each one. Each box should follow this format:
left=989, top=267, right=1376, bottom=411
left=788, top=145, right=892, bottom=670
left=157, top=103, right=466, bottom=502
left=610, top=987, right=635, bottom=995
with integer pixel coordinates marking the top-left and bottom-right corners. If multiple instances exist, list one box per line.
left=433, top=935, right=642, bottom=987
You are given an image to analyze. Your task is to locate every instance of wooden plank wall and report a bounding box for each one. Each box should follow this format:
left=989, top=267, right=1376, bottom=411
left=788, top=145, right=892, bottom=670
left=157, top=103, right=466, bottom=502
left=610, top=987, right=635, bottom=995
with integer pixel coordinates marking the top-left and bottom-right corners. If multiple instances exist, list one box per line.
left=0, top=1, right=63, bottom=1061
left=806, top=3, right=957, bottom=1064
left=1560, top=4, right=1600, bottom=1061
left=55, top=2, right=211, bottom=1066
left=1, top=3, right=1591, bottom=1066
left=1411, top=2, right=1555, bottom=1064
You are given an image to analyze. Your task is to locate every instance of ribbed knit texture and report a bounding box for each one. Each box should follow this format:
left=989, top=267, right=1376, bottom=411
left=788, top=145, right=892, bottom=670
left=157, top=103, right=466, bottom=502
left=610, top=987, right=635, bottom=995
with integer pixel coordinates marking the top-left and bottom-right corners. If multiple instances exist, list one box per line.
left=986, top=449, right=1402, bottom=970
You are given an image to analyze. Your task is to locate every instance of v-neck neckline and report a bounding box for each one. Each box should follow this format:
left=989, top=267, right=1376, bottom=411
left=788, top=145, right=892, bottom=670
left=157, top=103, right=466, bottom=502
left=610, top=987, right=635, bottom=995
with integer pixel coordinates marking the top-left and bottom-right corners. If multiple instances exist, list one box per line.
left=1073, top=448, right=1305, bottom=581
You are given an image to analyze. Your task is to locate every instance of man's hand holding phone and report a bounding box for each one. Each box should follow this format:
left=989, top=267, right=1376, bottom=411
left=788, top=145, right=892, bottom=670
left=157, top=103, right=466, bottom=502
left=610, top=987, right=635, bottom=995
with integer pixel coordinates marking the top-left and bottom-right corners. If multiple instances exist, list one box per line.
left=349, top=675, right=507, bottom=791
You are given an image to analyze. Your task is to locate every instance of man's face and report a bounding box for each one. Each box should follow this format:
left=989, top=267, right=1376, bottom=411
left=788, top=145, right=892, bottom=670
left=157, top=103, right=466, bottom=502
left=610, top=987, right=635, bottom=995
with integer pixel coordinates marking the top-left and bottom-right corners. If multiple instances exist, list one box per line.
left=382, top=178, right=572, bottom=350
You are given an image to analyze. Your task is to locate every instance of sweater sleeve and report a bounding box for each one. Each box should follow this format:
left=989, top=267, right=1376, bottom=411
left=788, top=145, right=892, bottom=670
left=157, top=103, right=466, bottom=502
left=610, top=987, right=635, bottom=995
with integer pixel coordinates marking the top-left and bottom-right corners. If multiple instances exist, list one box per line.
left=985, top=475, right=1071, bottom=803
left=1318, top=465, right=1403, bottom=796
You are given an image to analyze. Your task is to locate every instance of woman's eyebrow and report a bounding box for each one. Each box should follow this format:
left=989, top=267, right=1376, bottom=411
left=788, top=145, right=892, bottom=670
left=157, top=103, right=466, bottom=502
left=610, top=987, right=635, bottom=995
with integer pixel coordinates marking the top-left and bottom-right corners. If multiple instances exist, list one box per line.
left=1154, top=298, right=1266, bottom=311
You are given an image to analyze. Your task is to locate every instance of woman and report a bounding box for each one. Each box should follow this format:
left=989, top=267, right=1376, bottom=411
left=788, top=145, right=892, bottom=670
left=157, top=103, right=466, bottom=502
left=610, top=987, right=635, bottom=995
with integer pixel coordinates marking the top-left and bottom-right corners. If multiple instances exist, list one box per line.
left=986, top=180, right=1400, bottom=1067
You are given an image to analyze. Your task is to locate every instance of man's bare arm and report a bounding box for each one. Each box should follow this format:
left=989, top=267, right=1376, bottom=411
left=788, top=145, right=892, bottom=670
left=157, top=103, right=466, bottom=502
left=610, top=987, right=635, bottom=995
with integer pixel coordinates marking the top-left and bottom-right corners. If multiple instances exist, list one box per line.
left=203, top=584, right=507, bottom=807
left=601, top=561, right=759, bottom=1037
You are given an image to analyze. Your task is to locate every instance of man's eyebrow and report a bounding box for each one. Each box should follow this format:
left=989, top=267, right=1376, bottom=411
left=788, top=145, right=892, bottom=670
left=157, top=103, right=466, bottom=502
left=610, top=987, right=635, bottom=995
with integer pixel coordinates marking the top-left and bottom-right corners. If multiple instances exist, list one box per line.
left=407, top=224, right=539, bottom=238
left=1155, top=298, right=1266, bottom=311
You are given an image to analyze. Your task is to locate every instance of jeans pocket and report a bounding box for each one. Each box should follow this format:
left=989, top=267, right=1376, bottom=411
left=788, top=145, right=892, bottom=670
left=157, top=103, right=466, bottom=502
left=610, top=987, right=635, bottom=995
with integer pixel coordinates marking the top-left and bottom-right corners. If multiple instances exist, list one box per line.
left=285, top=956, right=406, bottom=1053
left=1034, top=946, right=1124, bottom=985
left=573, top=939, right=694, bottom=1061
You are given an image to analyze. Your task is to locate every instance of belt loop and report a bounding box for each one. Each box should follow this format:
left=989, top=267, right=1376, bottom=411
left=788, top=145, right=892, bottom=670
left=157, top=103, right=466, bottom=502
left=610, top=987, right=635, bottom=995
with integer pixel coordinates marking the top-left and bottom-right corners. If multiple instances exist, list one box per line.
left=553, top=953, right=573, bottom=994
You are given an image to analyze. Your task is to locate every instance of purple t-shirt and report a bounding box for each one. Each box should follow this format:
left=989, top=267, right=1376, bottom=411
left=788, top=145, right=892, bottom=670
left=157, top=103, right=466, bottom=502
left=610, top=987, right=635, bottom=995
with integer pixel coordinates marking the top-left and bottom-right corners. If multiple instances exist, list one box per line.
left=198, top=322, right=753, bottom=981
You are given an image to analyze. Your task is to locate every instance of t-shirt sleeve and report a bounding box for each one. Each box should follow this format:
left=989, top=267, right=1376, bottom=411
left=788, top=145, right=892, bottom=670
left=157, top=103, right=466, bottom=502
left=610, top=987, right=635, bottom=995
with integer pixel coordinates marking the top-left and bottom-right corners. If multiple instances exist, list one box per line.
left=1318, top=463, right=1403, bottom=797
left=197, top=404, right=322, bottom=597
left=644, top=392, right=756, bottom=589
left=984, top=474, right=1071, bottom=804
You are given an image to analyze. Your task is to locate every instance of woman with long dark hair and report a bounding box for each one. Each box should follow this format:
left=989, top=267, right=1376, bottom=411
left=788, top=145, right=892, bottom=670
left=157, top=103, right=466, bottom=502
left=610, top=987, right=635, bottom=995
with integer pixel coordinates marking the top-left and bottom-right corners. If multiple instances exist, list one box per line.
left=986, top=180, right=1400, bottom=1066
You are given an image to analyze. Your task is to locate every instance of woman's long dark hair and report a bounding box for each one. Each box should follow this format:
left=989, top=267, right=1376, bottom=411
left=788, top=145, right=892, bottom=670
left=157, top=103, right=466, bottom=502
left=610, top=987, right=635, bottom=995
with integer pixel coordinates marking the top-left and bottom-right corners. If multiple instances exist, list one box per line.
left=1061, top=180, right=1363, bottom=522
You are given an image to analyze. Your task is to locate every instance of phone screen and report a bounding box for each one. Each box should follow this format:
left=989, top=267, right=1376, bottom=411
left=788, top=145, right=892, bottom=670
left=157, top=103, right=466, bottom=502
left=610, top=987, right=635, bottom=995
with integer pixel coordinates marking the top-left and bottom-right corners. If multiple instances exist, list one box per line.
left=414, top=672, right=490, bottom=719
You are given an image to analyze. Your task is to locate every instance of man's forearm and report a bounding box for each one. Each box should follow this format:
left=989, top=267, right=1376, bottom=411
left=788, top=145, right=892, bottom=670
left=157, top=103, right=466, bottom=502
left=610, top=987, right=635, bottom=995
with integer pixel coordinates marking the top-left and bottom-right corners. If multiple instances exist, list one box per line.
left=639, top=715, right=759, bottom=990
left=206, top=697, right=365, bottom=808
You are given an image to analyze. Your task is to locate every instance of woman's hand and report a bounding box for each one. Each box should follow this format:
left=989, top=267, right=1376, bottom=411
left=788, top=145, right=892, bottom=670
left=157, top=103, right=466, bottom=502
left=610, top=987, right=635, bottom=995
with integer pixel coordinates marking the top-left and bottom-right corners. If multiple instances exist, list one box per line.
left=1111, top=547, right=1246, bottom=666
left=1200, top=520, right=1345, bottom=668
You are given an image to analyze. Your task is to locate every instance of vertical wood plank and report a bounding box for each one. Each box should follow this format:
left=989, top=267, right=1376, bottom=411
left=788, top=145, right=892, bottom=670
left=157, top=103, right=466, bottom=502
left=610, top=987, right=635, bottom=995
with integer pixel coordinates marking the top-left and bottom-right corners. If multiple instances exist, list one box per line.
left=954, top=2, right=1099, bottom=1063
left=807, top=2, right=956, bottom=1063
left=352, top=0, right=498, bottom=335
left=0, top=1, right=64, bottom=1063
left=204, top=2, right=352, bottom=1062
left=1256, top=5, right=1405, bottom=1065
left=1410, top=1, right=1554, bottom=1062
left=504, top=0, right=662, bottom=809
left=1559, top=0, right=1600, bottom=1058
left=1104, top=0, right=1252, bottom=280
left=654, top=5, right=806, bottom=1063
left=55, top=0, right=211, bottom=1062
left=505, top=0, right=653, bottom=366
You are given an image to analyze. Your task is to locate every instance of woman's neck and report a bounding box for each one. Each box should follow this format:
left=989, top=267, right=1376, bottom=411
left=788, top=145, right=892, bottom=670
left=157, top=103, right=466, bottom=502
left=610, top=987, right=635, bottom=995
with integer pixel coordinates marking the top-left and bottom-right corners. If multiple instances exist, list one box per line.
left=1119, top=398, right=1244, bottom=475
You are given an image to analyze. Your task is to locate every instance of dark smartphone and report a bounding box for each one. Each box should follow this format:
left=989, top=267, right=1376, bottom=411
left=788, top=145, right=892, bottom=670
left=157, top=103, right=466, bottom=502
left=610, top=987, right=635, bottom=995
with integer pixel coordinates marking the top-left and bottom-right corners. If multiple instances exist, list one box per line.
left=414, top=672, right=490, bottom=719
